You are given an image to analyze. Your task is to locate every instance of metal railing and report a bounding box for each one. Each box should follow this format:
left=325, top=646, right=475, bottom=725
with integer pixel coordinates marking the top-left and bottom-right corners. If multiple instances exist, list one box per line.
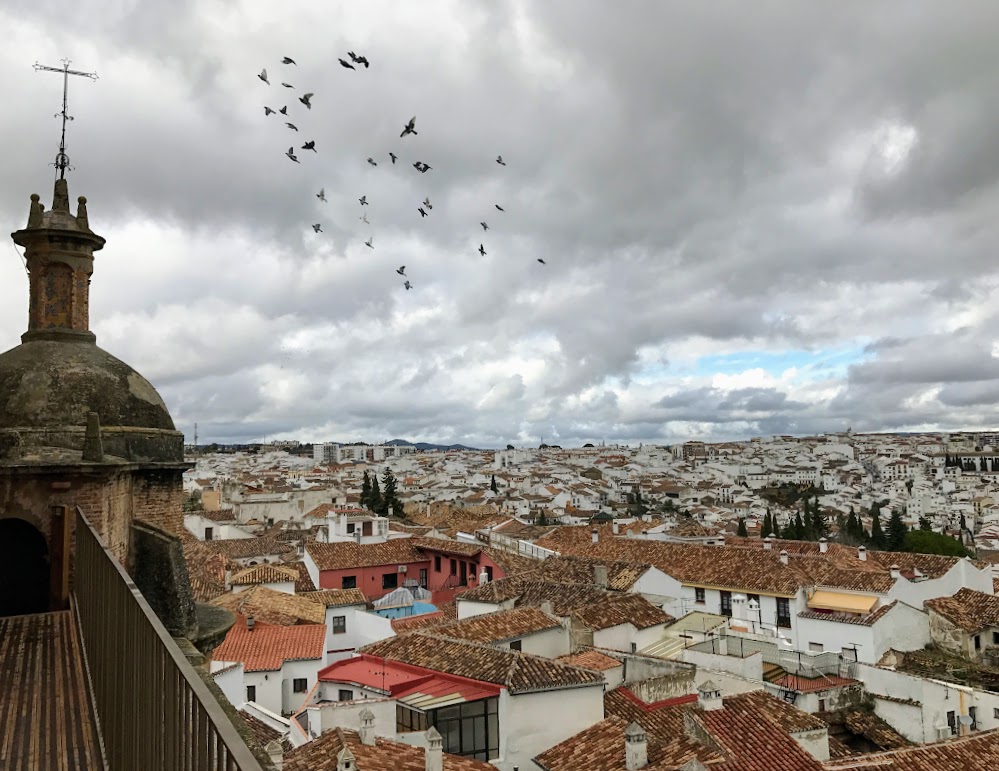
left=73, top=509, right=264, bottom=771
left=688, top=632, right=857, bottom=680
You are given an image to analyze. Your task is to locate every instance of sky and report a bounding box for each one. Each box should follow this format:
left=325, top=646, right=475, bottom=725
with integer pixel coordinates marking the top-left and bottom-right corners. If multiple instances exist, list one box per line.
left=4, top=1, right=999, bottom=448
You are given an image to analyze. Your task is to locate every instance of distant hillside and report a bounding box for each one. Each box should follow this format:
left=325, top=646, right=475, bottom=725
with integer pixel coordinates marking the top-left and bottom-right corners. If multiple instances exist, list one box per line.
left=385, top=438, right=483, bottom=452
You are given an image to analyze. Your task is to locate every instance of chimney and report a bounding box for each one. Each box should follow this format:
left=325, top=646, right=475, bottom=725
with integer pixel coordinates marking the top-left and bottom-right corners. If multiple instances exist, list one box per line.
left=359, top=707, right=376, bottom=745
left=591, top=529, right=599, bottom=544
left=246, top=616, right=255, bottom=632
left=336, top=745, right=356, bottom=771
left=697, top=680, right=723, bottom=711
left=613, top=521, right=620, bottom=535
left=540, top=600, right=554, bottom=616
left=818, top=537, right=828, bottom=554
left=224, top=568, right=232, bottom=591
left=594, top=564, right=609, bottom=589
left=890, top=564, right=901, bottom=580
left=731, top=593, right=747, bottom=622
left=858, top=545, right=867, bottom=561
left=624, top=721, right=648, bottom=770
left=479, top=567, right=490, bottom=584
left=265, top=740, right=284, bottom=770
left=779, top=549, right=789, bottom=566
left=425, top=726, right=443, bottom=771
left=763, top=537, right=773, bottom=550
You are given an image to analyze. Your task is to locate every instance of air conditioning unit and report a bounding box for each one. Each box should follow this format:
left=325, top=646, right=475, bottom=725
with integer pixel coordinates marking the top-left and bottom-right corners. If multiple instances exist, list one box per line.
left=398, top=565, right=408, bottom=573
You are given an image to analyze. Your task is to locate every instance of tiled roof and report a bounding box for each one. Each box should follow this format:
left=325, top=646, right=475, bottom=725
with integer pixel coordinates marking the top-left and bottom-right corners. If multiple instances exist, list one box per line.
left=281, top=561, right=318, bottom=593
left=532, top=554, right=650, bottom=591
left=824, top=727, right=999, bottom=769
left=240, top=711, right=284, bottom=747
left=211, top=586, right=326, bottom=625
left=555, top=650, right=623, bottom=671
left=182, top=536, right=229, bottom=602
left=572, top=592, right=674, bottom=631
left=391, top=602, right=458, bottom=633
left=840, top=709, right=911, bottom=750
left=925, top=588, right=999, bottom=633
left=301, top=588, right=368, bottom=608
left=203, top=535, right=293, bottom=560
left=283, top=727, right=494, bottom=771
left=797, top=600, right=899, bottom=627
left=230, top=564, right=298, bottom=586
left=359, top=631, right=604, bottom=694
left=433, top=607, right=562, bottom=644
left=213, top=618, right=325, bottom=672
left=770, top=673, right=859, bottom=693
left=305, top=540, right=428, bottom=571
left=534, top=522, right=656, bottom=551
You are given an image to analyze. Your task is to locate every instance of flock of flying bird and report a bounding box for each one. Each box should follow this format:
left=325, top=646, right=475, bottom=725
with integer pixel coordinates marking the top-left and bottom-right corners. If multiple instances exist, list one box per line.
left=257, top=52, right=546, bottom=292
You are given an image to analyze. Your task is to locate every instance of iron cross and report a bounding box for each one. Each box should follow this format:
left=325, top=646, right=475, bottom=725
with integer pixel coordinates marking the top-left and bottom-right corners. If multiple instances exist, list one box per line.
left=33, top=59, right=98, bottom=178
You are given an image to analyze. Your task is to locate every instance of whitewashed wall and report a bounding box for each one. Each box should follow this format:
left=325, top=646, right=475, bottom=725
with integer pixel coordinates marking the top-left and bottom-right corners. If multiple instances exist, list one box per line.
left=499, top=685, right=605, bottom=771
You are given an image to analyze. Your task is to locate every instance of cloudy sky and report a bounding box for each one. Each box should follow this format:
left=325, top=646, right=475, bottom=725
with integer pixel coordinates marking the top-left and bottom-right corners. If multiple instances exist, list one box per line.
left=4, top=1, right=999, bottom=448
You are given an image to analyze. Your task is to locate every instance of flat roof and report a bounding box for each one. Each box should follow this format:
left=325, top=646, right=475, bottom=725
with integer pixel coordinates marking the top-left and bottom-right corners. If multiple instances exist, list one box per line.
left=807, top=590, right=878, bottom=614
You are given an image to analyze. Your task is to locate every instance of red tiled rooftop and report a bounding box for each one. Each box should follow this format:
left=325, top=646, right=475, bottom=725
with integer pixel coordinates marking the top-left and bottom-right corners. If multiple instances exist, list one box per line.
left=213, top=617, right=326, bottom=672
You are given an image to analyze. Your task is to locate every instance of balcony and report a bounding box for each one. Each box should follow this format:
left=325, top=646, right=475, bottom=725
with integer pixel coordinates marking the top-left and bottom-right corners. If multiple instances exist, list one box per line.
left=0, top=509, right=265, bottom=770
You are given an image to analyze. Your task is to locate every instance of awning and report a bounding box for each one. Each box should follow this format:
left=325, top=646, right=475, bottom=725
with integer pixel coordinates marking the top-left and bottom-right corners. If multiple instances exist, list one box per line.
left=807, top=590, right=878, bottom=614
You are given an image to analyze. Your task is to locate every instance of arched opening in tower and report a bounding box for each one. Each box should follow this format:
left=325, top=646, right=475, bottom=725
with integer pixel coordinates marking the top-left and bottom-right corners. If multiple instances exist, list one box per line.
left=0, top=518, right=50, bottom=617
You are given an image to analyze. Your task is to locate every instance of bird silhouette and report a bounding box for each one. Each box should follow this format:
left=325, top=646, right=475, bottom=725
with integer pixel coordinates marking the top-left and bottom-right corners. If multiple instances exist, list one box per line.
left=258, top=69, right=269, bottom=84
left=279, top=106, right=288, bottom=115
left=396, top=266, right=407, bottom=276
left=359, top=196, right=368, bottom=206
left=365, top=237, right=374, bottom=248
left=286, top=147, right=300, bottom=163
left=367, top=157, right=377, bottom=166
left=496, top=155, right=506, bottom=166
left=282, top=57, right=296, bottom=65
left=404, top=280, right=412, bottom=290
left=537, top=258, right=546, bottom=264
left=264, top=106, right=275, bottom=115
left=348, top=51, right=360, bottom=63
left=339, top=58, right=355, bottom=70
left=413, top=162, right=431, bottom=173
left=478, top=244, right=486, bottom=256
left=418, top=207, right=428, bottom=218
left=401, top=116, right=417, bottom=138
left=495, top=204, right=505, bottom=211
left=480, top=222, right=489, bottom=231
left=356, top=55, right=370, bottom=68
left=317, top=188, right=326, bottom=202
left=302, top=140, right=316, bottom=152
left=389, top=152, right=397, bottom=164
left=423, top=197, right=432, bottom=210
left=281, top=82, right=294, bottom=88
left=286, top=122, right=298, bottom=131
left=299, top=93, right=313, bottom=109
left=360, top=213, right=369, bottom=224
left=312, top=224, right=322, bottom=233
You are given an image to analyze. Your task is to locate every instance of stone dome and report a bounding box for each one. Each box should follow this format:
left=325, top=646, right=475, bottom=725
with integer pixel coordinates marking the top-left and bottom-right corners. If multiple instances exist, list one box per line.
left=0, top=339, right=175, bottom=432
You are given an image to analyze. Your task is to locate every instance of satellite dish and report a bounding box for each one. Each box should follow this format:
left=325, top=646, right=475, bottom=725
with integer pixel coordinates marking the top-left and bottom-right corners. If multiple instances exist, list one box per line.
left=959, top=714, right=974, bottom=726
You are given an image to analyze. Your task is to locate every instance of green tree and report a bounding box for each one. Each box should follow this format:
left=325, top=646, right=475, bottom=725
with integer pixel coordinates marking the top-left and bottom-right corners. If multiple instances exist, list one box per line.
left=490, top=474, right=498, bottom=493
left=812, top=501, right=830, bottom=540
left=870, top=505, right=886, bottom=549
left=737, top=518, right=748, bottom=537
left=360, top=471, right=371, bottom=507
left=380, top=467, right=399, bottom=516
left=368, top=473, right=382, bottom=513
left=918, top=515, right=933, bottom=531
left=886, top=508, right=908, bottom=552
left=903, top=530, right=969, bottom=557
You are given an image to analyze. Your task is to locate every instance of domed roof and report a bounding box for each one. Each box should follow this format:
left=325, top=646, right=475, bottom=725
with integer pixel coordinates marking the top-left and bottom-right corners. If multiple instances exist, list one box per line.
left=0, top=339, right=175, bottom=432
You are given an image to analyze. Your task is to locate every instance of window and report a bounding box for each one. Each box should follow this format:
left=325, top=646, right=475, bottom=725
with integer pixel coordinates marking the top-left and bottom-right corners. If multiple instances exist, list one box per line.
left=509, top=639, right=522, bottom=652
left=484, top=565, right=493, bottom=582
left=818, top=699, right=826, bottom=712
left=397, top=705, right=429, bottom=733
left=346, top=523, right=355, bottom=534
left=694, top=587, right=706, bottom=604
left=994, top=631, right=999, bottom=646
left=947, top=710, right=957, bottom=735
left=777, top=597, right=792, bottom=628
left=809, top=642, right=824, bottom=653
left=450, top=559, right=457, bottom=575
left=338, top=689, right=354, bottom=702
left=970, top=706, right=978, bottom=730
left=720, top=591, right=732, bottom=617
left=341, top=575, right=357, bottom=589
left=382, top=572, right=398, bottom=590
left=975, top=635, right=981, bottom=651
left=434, top=555, right=442, bottom=572
left=428, top=697, right=499, bottom=761
left=993, top=707, right=999, bottom=719
left=246, top=685, right=256, bottom=702
left=419, top=568, right=428, bottom=588
left=204, top=527, right=214, bottom=540
left=332, top=615, right=346, bottom=634
left=293, top=678, right=308, bottom=693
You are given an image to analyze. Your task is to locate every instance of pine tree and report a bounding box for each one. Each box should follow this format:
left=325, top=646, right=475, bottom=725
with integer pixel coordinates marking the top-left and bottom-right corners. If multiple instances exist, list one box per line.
left=360, top=471, right=371, bottom=508
left=886, top=508, right=908, bottom=551
left=490, top=474, right=498, bottom=493
left=369, top=473, right=382, bottom=513
left=737, top=518, right=748, bottom=537
left=380, top=467, right=398, bottom=516
left=870, top=505, right=886, bottom=549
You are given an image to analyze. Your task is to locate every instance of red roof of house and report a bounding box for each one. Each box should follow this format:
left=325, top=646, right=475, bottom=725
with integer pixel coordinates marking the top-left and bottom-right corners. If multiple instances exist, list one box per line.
left=213, top=617, right=326, bottom=672
left=318, top=654, right=501, bottom=704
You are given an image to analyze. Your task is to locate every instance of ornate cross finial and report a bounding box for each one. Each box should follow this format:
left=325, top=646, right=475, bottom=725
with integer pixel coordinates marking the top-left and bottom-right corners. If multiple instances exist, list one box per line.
left=33, top=59, right=98, bottom=179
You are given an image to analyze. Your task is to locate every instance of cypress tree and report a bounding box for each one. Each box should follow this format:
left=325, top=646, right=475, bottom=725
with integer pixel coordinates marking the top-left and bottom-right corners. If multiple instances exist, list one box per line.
left=490, top=474, right=498, bottom=493
left=886, top=508, right=908, bottom=551
left=762, top=510, right=773, bottom=539
left=812, top=498, right=830, bottom=539
left=737, top=518, right=748, bottom=537
left=870, top=505, right=886, bottom=549
left=380, top=467, right=399, bottom=516
left=360, top=471, right=371, bottom=508
left=369, top=473, right=382, bottom=513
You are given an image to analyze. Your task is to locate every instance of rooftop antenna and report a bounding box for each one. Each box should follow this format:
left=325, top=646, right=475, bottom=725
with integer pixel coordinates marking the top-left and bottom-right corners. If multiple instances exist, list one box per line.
left=33, top=58, right=98, bottom=179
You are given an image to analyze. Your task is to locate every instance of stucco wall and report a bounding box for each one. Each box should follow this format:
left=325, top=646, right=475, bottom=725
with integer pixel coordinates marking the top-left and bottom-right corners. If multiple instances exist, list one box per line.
left=500, top=685, right=605, bottom=771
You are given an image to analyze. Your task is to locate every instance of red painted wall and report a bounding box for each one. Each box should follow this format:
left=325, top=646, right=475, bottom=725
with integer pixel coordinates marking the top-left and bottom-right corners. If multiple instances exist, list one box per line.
left=319, top=559, right=430, bottom=600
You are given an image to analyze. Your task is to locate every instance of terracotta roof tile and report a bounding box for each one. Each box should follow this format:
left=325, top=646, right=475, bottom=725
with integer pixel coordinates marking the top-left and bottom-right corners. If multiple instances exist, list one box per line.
left=300, top=588, right=368, bottom=608
left=824, top=727, right=999, bottom=769
left=213, top=618, right=325, bottom=672
left=572, top=592, right=674, bottom=631
left=432, top=607, right=562, bottom=644
left=204, top=535, right=294, bottom=560
left=284, top=727, right=493, bottom=771
left=211, top=586, right=327, bottom=626
left=182, top=537, right=229, bottom=602
left=797, top=600, right=899, bottom=627
left=281, top=561, right=318, bottom=593
left=555, top=650, right=623, bottom=671
left=305, top=540, right=427, bottom=571
left=532, top=554, right=651, bottom=591
left=925, top=588, right=999, bottom=633
left=230, top=564, right=299, bottom=586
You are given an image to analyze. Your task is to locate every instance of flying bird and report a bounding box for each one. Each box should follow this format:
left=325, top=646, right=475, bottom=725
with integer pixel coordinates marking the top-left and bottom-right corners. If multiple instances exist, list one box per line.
left=478, top=244, right=486, bottom=256
left=389, top=152, right=397, bottom=164
left=367, top=157, right=377, bottom=166
left=302, top=140, right=316, bottom=152
left=423, top=197, right=432, bottom=210
left=404, top=280, right=412, bottom=291
left=299, top=93, right=313, bottom=109
left=365, top=237, right=374, bottom=249
left=418, top=207, right=428, bottom=218
left=286, top=122, right=298, bottom=131
left=282, top=57, right=296, bottom=65
left=480, top=222, right=489, bottom=231
left=400, top=116, right=417, bottom=138
left=286, top=147, right=300, bottom=163
left=281, top=82, right=294, bottom=88
left=495, top=204, right=505, bottom=211
left=359, top=213, right=369, bottom=224
left=317, top=188, right=326, bottom=202
left=279, top=106, right=288, bottom=115
left=264, top=106, right=275, bottom=115
left=359, top=195, right=368, bottom=206
left=396, top=266, right=406, bottom=276
left=537, top=258, right=546, bottom=264
left=356, top=55, right=370, bottom=68
left=258, top=69, right=269, bottom=84
left=496, top=155, right=506, bottom=166
left=413, top=161, right=431, bottom=173
left=348, top=51, right=360, bottom=63
left=312, top=224, right=322, bottom=233
left=339, top=58, right=355, bottom=70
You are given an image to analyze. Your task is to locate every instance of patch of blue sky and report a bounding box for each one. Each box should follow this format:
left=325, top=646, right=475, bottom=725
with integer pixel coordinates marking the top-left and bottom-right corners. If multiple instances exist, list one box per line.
left=636, top=345, right=873, bottom=383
